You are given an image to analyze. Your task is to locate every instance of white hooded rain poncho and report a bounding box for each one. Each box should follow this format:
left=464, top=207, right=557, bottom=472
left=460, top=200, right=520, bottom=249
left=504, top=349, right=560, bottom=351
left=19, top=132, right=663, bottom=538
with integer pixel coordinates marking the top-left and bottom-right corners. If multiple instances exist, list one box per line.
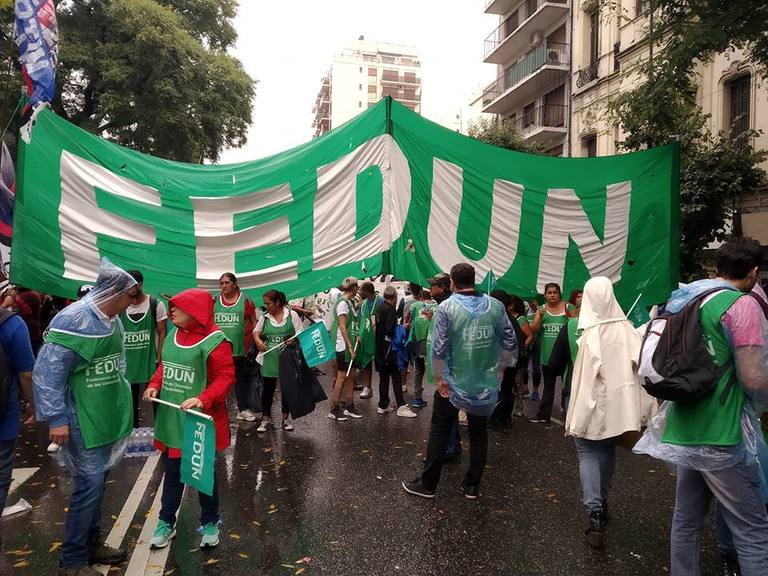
left=565, top=277, right=657, bottom=440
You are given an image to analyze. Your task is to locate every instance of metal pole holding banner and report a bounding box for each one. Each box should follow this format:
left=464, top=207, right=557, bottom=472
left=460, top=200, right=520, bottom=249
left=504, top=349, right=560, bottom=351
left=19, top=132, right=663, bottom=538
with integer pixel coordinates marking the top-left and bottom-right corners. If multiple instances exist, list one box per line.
left=150, top=397, right=213, bottom=421
left=345, top=340, right=360, bottom=378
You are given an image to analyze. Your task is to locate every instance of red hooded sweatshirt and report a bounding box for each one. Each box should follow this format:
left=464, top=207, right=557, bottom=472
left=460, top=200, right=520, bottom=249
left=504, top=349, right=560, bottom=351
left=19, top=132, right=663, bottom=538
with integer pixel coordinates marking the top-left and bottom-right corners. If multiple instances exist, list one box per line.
left=148, top=288, right=235, bottom=456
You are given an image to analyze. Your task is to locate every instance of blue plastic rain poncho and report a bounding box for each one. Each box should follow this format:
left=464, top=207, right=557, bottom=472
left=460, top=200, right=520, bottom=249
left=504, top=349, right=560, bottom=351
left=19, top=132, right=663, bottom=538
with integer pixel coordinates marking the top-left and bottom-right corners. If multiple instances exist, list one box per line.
left=33, top=258, right=137, bottom=475
left=431, top=293, right=517, bottom=416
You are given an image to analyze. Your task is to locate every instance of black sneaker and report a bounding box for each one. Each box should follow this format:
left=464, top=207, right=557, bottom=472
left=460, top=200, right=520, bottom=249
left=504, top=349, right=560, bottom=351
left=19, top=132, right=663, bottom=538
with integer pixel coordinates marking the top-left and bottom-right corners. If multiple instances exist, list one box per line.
left=343, top=404, right=364, bottom=419
left=401, top=478, right=435, bottom=499
left=327, top=406, right=348, bottom=421
left=584, top=510, right=605, bottom=549
left=88, top=541, right=127, bottom=564
left=528, top=416, right=550, bottom=424
left=460, top=483, right=479, bottom=500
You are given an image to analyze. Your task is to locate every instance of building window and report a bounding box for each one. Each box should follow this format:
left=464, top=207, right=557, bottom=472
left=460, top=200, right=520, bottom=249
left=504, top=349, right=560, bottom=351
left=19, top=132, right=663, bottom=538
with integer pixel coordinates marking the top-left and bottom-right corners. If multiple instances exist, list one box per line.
left=583, top=135, right=597, bottom=157
left=359, top=101, right=363, bottom=108
left=522, top=102, right=536, bottom=128
left=503, top=12, right=519, bottom=37
left=526, top=0, right=537, bottom=19
left=359, top=66, right=362, bottom=73
left=368, top=67, right=377, bottom=76
left=727, top=74, right=751, bottom=138
left=589, top=11, right=599, bottom=67
left=636, top=0, right=650, bottom=16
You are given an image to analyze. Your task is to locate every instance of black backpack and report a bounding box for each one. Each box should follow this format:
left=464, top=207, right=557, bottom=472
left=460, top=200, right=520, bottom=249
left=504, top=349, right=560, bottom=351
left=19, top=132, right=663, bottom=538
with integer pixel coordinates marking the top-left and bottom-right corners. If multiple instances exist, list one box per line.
left=0, top=309, right=16, bottom=417
left=638, top=287, right=738, bottom=404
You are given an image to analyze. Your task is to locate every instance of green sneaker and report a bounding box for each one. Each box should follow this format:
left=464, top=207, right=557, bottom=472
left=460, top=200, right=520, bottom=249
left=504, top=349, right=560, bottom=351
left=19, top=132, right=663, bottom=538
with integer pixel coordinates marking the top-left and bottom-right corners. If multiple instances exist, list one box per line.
left=199, top=521, right=220, bottom=548
left=149, top=520, right=176, bottom=549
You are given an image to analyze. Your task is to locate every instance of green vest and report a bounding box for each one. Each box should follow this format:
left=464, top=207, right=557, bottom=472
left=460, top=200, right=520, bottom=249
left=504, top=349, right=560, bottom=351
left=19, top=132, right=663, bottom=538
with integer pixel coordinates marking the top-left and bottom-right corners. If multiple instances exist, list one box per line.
left=540, top=310, right=569, bottom=366
left=411, top=301, right=435, bottom=343
left=121, top=302, right=157, bottom=383
left=330, top=297, right=359, bottom=360
left=662, top=290, right=746, bottom=446
left=214, top=293, right=246, bottom=356
left=564, top=318, right=582, bottom=390
left=154, top=329, right=226, bottom=449
left=260, top=315, right=296, bottom=378
left=45, top=323, right=133, bottom=449
left=358, top=296, right=382, bottom=368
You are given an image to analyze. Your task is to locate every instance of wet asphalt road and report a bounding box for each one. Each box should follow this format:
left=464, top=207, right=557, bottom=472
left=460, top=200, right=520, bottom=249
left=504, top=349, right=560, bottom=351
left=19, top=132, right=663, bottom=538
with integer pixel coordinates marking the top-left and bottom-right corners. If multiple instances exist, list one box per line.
left=2, top=372, right=726, bottom=576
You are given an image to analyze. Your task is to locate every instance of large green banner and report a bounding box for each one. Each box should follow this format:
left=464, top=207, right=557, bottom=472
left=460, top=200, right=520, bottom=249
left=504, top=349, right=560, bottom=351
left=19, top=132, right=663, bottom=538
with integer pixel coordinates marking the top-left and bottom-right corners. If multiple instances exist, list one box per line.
left=12, top=98, right=679, bottom=306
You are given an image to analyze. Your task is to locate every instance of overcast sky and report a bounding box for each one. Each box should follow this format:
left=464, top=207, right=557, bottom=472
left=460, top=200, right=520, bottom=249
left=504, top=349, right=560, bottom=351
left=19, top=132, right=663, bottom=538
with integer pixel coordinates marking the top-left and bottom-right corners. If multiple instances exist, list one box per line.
left=219, top=1, right=498, bottom=163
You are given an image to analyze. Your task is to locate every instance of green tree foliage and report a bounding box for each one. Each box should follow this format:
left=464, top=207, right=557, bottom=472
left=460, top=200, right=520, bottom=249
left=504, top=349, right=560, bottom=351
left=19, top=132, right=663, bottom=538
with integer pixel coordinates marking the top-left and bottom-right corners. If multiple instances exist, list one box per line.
left=608, top=1, right=767, bottom=279
left=0, top=0, right=255, bottom=163
left=467, top=117, right=545, bottom=154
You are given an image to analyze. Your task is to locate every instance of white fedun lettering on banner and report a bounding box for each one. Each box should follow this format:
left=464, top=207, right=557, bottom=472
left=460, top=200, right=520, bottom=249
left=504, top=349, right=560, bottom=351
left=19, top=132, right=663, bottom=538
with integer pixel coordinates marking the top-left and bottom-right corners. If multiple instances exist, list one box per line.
left=535, top=182, right=631, bottom=293
left=190, top=185, right=298, bottom=290
left=191, top=421, right=206, bottom=481
left=312, top=328, right=326, bottom=358
left=59, top=151, right=161, bottom=281
left=312, top=134, right=411, bottom=271
left=427, top=158, right=523, bottom=284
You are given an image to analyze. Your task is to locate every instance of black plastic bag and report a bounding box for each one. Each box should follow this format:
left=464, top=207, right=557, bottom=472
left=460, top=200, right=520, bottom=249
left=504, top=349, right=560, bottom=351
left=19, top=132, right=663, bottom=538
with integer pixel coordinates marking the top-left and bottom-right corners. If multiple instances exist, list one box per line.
left=279, top=345, right=327, bottom=420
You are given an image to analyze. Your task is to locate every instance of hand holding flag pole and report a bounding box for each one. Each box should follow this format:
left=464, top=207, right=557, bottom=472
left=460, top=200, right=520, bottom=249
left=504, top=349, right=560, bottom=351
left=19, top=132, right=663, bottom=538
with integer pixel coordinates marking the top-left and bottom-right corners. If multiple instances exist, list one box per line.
left=345, top=340, right=360, bottom=377
left=150, top=397, right=213, bottom=421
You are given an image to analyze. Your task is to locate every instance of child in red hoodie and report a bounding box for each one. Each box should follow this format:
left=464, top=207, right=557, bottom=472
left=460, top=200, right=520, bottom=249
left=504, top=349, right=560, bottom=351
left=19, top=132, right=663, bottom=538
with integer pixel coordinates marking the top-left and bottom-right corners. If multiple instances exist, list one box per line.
left=143, top=289, right=234, bottom=549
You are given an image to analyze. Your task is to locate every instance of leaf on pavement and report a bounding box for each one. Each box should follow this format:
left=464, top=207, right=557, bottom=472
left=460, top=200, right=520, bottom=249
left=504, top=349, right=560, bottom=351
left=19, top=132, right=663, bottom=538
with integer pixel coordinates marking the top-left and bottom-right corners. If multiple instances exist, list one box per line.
left=204, top=558, right=220, bottom=565
left=229, top=533, right=240, bottom=539
left=239, top=553, right=249, bottom=559
left=48, top=542, right=62, bottom=553
left=13, top=560, right=30, bottom=568
left=295, top=569, right=305, bottom=575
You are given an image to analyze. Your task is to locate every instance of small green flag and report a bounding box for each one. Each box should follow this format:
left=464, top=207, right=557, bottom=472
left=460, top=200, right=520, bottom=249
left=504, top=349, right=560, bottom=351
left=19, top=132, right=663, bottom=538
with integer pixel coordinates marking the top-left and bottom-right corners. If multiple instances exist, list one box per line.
left=297, top=322, right=334, bottom=367
left=626, top=297, right=651, bottom=329
left=481, top=271, right=496, bottom=294
left=180, top=411, right=216, bottom=496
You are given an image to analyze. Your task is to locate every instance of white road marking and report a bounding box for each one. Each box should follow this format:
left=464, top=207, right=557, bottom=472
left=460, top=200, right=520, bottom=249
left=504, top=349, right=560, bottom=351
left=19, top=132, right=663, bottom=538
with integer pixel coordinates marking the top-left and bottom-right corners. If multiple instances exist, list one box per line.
left=8, top=467, right=39, bottom=494
left=93, top=453, right=161, bottom=575
left=122, top=479, right=167, bottom=576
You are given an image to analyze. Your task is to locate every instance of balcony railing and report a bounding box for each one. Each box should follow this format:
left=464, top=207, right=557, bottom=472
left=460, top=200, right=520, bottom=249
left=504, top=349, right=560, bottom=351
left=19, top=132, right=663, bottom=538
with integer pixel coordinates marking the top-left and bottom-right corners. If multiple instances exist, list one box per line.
left=576, top=62, right=599, bottom=87
left=482, top=41, right=569, bottom=106
left=516, top=103, right=567, bottom=136
left=484, top=0, right=568, bottom=59
left=381, top=73, right=421, bottom=85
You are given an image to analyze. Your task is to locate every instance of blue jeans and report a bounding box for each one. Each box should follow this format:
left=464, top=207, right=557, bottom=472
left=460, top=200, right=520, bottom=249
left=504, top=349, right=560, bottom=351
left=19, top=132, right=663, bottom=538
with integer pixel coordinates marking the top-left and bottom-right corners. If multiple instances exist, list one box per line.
left=574, top=436, right=617, bottom=513
left=159, top=452, right=219, bottom=526
left=0, top=439, right=15, bottom=515
left=672, top=461, right=768, bottom=576
left=62, top=471, right=108, bottom=568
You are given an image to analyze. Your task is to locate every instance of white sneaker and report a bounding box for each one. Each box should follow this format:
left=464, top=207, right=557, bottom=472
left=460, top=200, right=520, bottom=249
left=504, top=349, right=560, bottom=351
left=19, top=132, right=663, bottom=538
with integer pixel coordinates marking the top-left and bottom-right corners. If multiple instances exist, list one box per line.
left=402, top=385, right=408, bottom=393
left=282, top=420, right=294, bottom=431
left=47, top=442, right=60, bottom=453
left=359, top=387, right=372, bottom=399
left=396, top=405, right=418, bottom=418
left=236, top=410, right=257, bottom=422
left=377, top=406, right=393, bottom=414
left=256, top=419, right=270, bottom=433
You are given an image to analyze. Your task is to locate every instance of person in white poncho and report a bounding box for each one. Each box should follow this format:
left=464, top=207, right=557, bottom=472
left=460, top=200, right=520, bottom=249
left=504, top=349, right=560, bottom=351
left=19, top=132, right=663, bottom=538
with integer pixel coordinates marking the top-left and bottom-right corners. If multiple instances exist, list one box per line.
left=564, top=276, right=656, bottom=548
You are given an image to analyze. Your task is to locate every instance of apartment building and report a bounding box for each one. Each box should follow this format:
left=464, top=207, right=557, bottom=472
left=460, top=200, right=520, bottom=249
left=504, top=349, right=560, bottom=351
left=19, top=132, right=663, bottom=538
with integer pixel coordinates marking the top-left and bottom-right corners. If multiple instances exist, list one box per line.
left=570, top=1, right=768, bottom=241
left=481, top=0, right=572, bottom=156
left=311, top=36, right=421, bottom=138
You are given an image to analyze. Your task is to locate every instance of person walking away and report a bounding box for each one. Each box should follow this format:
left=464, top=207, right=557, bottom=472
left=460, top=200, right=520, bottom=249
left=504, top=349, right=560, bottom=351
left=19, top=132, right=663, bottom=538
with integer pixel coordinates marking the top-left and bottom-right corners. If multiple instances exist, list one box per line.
left=121, top=270, right=167, bottom=429
left=375, top=287, right=417, bottom=418
left=0, top=303, right=35, bottom=549
left=530, top=284, right=570, bottom=423
left=509, top=296, right=533, bottom=417
left=407, top=289, right=435, bottom=409
left=563, top=277, right=656, bottom=548
left=253, top=290, right=303, bottom=432
left=402, top=263, right=517, bottom=499
left=33, top=259, right=137, bottom=576
left=327, top=278, right=362, bottom=421
left=214, top=273, right=258, bottom=422
left=489, top=290, right=526, bottom=428
left=640, top=238, right=768, bottom=576
left=358, top=282, right=383, bottom=400
left=143, top=288, right=234, bottom=550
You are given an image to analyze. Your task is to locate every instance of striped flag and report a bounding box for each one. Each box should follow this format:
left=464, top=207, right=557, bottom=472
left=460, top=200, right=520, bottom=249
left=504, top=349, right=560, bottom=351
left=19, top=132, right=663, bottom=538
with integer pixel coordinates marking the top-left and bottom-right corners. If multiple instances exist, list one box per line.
left=15, top=0, right=59, bottom=112
left=0, top=143, right=14, bottom=246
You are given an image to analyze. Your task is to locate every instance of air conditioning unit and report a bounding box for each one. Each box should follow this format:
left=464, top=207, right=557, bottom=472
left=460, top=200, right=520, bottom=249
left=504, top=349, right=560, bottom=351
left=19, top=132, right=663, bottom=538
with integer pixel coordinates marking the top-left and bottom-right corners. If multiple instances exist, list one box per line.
left=547, top=49, right=560, bottom=63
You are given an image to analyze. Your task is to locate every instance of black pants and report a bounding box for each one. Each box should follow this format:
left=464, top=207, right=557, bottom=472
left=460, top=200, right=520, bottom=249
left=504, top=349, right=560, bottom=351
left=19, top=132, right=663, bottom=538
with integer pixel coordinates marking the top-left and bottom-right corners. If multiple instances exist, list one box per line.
left=233, top=356, right=254, bottom=412
left=492, top=367, right=516, bottom=425
left=421, top=392, right=488, bottom=490
left=262, top=376, right=289, bottom=417
left=377, top=357, right=405, bottom=409
left=159, top=452, right=219, bottom=526
left=535, top=365, right=558, bottom=420
left=525, top=341, right=541, bottom=391
left=130, top=381, right=157, bottom=428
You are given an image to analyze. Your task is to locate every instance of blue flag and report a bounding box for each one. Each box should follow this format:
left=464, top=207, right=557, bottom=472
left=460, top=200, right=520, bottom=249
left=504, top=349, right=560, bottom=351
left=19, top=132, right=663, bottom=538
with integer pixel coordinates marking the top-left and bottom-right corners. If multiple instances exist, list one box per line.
left=15, top=0, right=59, bottom=111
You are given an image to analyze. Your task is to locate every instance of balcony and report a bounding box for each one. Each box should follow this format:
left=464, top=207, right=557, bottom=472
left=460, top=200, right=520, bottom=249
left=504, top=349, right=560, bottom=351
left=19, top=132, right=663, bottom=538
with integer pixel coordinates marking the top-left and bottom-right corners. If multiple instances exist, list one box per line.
left=482, top=41, right=569, bottom=114
left=516, top=103, right=567, bottom=144
left=484, top=0, right=570, bottom=64
left=381, top=73, right=421, bottom=86
left=575, top=62, right=598, bottom=88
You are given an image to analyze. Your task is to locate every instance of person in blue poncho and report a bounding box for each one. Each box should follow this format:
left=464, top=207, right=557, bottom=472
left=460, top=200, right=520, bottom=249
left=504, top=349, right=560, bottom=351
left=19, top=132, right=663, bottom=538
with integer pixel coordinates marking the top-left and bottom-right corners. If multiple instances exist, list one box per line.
left=33, top=259, right=138, bottom=576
